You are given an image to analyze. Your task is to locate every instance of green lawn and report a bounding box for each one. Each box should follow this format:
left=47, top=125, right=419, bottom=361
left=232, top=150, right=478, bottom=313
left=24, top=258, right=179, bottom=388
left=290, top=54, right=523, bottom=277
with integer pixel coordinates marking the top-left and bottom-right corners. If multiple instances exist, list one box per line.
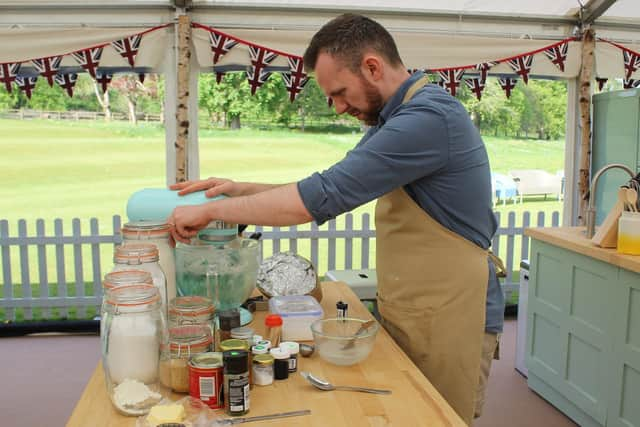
left=0, top=118, right=564, bottom=320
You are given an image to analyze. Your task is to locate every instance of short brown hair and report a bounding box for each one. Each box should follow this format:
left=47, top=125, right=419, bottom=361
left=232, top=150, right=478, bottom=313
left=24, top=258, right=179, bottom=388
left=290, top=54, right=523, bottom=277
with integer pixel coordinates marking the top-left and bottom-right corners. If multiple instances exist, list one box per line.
left=303, top=14, right=403, bottom=73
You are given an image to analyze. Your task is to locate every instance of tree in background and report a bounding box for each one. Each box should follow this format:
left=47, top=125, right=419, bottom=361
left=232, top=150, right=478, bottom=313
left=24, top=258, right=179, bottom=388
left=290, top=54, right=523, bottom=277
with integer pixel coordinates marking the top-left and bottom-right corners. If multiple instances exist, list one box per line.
left=110, top=74, right=160, bottom=125
left=199, top=72, right=252, bottom=129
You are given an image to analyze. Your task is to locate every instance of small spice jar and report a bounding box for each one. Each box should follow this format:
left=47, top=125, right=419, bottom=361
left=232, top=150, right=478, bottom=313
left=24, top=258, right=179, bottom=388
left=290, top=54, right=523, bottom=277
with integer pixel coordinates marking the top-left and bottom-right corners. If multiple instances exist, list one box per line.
left=251, top=344, right=269, bottom=356
left=269, top=347, right=290, bottom=380
left=216, top=309, right=241, bottom=351
left=231, top=326, right=255, bottom=349
left=265, top=314, right=283, bottom=347
left=168, top=296, right=215, bottom=335
left=256, top=339, right=271, bottom=350
left=160, top=324, right=212, bottom=393
left=279, top=342, right=299, bottom=373
left=223, top=350, right=250, bottom=416
left=252, top=354, right=275, bottom=386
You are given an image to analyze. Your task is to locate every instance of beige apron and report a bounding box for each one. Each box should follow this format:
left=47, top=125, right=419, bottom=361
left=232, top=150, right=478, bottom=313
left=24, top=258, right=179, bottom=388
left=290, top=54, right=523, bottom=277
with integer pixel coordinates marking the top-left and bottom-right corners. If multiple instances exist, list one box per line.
left=376, top=76, right=488, bottom=426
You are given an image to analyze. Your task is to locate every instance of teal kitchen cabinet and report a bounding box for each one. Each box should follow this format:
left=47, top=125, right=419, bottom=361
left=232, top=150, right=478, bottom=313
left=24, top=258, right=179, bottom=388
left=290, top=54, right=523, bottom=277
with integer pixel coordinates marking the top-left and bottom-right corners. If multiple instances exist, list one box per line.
left=525, top=228, right=640, bottom=427
left=592, top=89, right=640, bottom=224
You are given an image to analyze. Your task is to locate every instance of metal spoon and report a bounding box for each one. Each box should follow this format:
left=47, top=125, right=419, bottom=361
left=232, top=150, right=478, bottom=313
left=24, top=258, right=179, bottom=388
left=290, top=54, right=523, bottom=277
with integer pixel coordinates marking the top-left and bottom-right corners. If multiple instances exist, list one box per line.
left=300, top=371, right=391, bottom=395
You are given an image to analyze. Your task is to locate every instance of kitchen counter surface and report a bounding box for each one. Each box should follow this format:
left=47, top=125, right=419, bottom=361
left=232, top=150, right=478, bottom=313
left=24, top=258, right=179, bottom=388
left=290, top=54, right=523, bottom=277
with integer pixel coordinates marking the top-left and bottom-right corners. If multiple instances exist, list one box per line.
left=66, top=282, right=466, bottom=427
left=525, top=226, right=640, bottom=273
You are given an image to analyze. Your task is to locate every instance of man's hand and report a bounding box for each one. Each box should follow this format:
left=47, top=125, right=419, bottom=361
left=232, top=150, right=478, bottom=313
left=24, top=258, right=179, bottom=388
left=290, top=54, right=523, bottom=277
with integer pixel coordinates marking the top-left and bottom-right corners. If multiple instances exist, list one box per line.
left=170, top=177, right=242, bottom=198
left=167, top=204, right=213, bottom=246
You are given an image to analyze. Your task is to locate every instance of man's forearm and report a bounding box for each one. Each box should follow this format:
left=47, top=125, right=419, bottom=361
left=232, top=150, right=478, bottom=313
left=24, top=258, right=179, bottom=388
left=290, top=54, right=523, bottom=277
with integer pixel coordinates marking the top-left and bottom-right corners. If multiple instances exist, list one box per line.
left=237, top=182, right=286, bottom=196
left=207, top=182, right=313, bottom=226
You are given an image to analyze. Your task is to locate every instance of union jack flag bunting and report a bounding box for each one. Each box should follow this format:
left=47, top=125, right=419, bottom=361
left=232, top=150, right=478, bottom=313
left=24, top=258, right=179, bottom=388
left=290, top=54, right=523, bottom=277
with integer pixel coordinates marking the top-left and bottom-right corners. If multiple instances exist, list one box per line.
left=246, top=46, right=278, bottom=95
left=544, top=41, right=569, bottom=73
left=15, top=76, right=37, bottom=99
left=624, top=78, right=640, bottom=89
left=95, top=72, right=112, bottom=94
left=281, top=57, right=309, bottom=102
left=71, top=47, right=103, bottom=78
left=437, top=69, right=465, bottom=96
left=0, top=62, right=21, bottom=93
left=465, top=78, right=485, bottom=100
left=215, top=71, right=226, bottom=84
left=507, top=54, right=534, bottom=84
left=32, top=56, right=62, bottom=87
left=138, top=73, right=146, bottom=84
left=112, top=34, right=142, bottom=68
left=55, top=73, right=78, bottom=97
left=595, top=77, right=608, bottom=91
left=208, top=31, right=239, bottom=65
left=499, top=78, right=518, bottom=98
left=623, top=50, right=640, bottom=79
left=474, top=62, right=496, bottom=83
left=327, top=96, right=333, bottom=108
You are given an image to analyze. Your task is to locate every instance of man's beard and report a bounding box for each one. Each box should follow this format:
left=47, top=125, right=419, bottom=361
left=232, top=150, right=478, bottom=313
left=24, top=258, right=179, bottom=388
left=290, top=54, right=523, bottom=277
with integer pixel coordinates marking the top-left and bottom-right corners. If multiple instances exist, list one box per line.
left=358, top=76, right=384, bottom=126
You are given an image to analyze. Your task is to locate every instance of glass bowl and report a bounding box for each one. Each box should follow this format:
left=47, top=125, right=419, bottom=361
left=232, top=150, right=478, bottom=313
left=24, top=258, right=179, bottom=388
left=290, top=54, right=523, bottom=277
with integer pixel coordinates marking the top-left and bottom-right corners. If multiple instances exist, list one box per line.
left=310, top=318, right=379, bottom=366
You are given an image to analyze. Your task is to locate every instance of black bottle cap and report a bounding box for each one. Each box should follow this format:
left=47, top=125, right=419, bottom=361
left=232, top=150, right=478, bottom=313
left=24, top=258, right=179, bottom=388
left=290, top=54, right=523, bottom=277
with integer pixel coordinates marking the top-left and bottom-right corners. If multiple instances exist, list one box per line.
left=218, top=309, right=241, bottom=331
left=223, top=350, right=249, bottom=375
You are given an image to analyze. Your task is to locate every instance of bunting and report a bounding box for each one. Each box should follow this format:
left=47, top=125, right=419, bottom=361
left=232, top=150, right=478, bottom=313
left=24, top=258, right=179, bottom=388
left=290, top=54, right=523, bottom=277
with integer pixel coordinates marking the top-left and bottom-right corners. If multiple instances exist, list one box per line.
left=507, top=55, right=533, bottom=84
left=438, top=69, right=465, bottom=96
left=112, top=34, right=142, bottom=67
left=32, top=56, right=62, bottom=87
left=465, top=78, right=485, bottom=100
left=246, top=46, right=278, bottom=95
left=15, top=76, right=37, bottom=99
left=474, top=62, right=496, bottom=83
left=327, top=96, right=334, bottom=108
left=215, top=71, right=226, bottom=84
left=623, top=51, right=640, bottom=80
left=281, top=57, right=309, bottom=102
left=138, top=73, right=146, bottom=84
left=55, top=73, right=78, bottom=97
left=95, top=72, right=112, bottom=94
left=499, top=78, right=518, bottom=98
left=624, top=78, right=640, bottom=89
left=71, top=47, right=103, bottom=78
left=0, top=62, right=20, bottom=92
left=208, top=31, right=239, bottom=65
left=595, top=77, right=608, bottom=91
left=544, top=41, right=569, bottom=72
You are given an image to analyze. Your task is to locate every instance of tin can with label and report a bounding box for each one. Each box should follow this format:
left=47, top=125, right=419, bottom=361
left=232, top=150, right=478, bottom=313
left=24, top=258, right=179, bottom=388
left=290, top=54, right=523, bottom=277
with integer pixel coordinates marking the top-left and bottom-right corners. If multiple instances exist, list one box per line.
left=189, top=352, right=224, bottom=409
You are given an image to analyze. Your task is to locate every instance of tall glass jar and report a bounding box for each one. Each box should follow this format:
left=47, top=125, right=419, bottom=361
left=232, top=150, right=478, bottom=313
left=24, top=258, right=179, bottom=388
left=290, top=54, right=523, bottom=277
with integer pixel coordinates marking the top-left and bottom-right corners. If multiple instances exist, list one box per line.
left=122, top=222, right=177, bottom=303
left=112, top=243, right=167, bottom=316
left=101, top=284, right=167, bottom=416
left=159, top=324, right=212, bottom=392
left=100, top=270, right=153, bottom=337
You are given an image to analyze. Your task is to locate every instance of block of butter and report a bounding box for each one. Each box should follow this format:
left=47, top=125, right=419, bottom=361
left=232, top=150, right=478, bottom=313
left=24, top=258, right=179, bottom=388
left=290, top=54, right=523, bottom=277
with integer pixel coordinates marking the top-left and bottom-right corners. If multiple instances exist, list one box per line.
left=146, top=403, right=185, bottom=427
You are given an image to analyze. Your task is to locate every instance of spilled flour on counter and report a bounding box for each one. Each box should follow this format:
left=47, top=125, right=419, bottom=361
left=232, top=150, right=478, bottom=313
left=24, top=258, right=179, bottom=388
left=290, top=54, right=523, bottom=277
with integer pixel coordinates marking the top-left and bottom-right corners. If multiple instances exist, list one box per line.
left=113, top=378, right=162, bottom=415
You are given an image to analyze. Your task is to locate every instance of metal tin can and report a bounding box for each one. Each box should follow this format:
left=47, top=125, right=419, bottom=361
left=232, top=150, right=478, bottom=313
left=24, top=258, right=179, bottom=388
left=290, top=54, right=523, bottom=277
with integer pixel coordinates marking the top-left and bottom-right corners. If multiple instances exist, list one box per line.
left=189, top=352, right=224, bottom=409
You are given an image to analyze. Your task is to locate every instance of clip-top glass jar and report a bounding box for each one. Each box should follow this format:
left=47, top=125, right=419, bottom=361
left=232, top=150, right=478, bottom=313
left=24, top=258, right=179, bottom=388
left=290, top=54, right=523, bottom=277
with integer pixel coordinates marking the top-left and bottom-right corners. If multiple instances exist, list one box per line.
left=168, top=296, right=215, bottom=333
left=101, top=284, right=167, bottom=416
left=159, top=324, right=212, bottom=392
left=122, top=222, right=177, bottom=303
left=112, top=243, right=167, bottom=316
left=103, top=270, right=153, bottom=291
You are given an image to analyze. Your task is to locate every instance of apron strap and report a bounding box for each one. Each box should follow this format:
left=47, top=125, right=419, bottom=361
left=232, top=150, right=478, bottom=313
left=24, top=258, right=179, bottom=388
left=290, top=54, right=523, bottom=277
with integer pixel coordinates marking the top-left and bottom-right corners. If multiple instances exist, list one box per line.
left=402, top=75, right=431, bottom=104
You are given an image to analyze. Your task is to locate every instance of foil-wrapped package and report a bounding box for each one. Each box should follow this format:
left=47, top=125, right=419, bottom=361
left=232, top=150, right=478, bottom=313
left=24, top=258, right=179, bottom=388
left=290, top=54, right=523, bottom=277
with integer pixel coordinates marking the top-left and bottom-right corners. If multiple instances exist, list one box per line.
left=257, top=252, right=321, bottom=300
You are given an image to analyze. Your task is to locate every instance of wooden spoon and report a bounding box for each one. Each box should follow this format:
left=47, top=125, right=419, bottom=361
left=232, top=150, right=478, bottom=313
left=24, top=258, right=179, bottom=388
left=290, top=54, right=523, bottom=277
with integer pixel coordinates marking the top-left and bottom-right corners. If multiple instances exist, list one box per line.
left=626, top=188, right=638, bottom=212
left=619, top=188, right=633, bottom=212
left=342, top=320, right=376, bottom=350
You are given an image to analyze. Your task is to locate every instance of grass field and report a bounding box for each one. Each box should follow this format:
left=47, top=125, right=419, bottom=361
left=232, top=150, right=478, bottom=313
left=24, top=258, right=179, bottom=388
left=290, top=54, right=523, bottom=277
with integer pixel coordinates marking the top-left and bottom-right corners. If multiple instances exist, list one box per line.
left=0, top=118, right=564, bottom=320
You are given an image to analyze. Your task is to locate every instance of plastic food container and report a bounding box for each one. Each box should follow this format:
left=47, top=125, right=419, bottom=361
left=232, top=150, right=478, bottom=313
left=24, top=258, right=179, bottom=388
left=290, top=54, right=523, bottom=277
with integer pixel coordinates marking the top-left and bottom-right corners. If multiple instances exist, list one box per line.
left=618, top=211, right=640, bottom=255
left=268, top=295, right=323, bottom=341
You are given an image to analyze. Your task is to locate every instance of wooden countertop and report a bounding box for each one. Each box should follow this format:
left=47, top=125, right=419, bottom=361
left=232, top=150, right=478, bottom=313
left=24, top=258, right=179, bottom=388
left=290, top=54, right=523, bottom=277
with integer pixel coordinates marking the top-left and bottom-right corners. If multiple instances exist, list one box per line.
left=66, top=282, right=465, bottom=427
left=525, top=226, right=640, bottom=273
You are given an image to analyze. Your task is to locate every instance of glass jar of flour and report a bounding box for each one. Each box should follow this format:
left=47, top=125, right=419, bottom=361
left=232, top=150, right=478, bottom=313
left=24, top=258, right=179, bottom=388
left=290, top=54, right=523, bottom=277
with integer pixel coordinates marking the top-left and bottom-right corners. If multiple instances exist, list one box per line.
left=101, top=284, right=168, bottom=416
left=122, top=222, right=176, bottom=303
left=112, top=243, right=167, bottom=316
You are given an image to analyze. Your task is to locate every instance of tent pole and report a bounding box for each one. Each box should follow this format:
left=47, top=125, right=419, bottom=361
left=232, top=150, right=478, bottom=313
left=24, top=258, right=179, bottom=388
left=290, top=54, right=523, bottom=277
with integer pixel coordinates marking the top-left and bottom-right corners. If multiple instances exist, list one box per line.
left=578, top=28, right=595, bottom=225
left=175, top=14, right=191, bottom=183
left=164, top=23, right=177, bottom=186
left=563, top=78, right=581, bottom=226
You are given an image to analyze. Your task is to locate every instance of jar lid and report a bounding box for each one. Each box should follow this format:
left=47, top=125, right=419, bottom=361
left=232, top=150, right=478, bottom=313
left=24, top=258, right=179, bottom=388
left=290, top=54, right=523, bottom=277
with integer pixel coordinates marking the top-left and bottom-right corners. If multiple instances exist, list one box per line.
left=168, top=325, right=213, bottom=354
left=122, top=222, right=170, bottom=238
left=256, top=340, right=271, bottom=349
left=104, top=284, right=160, bottom=307
left=280, top=341, right=299, bottom=355
left=114, top=243, right=159, bottom=264
left=103, top=270, right=152, bottom=289
left=252, top=345, right=268, bottom=355
left=223, top=350, right=249, bottom=374
left=265, top=314, right=283, bottom=327
left=230, top=326, right=254, bottom=340
left=220, top=339, right=250, bottom=352
left=253, top=354, right=275, bottom=365
left=269, top=347, right=290, bottom=360
left=189, top=352, right=223, bottom=369
left=169, top=296, right=215, bottom=318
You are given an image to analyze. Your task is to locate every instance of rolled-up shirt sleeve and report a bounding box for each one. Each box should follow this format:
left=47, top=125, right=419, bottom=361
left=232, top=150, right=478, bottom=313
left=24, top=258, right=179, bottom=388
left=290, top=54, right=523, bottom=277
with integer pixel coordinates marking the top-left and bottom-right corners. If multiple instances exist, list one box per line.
left=297, top=102, right=450, bottom=225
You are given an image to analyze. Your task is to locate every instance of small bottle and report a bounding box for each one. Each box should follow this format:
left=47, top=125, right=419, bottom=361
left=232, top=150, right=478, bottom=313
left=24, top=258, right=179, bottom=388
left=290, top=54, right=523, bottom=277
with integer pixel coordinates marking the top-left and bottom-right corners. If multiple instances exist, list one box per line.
left=216, top=309, right=241, bottom=351
left=223, top=350, right=250, bottom=416
left=264, top=314, right=283, bottom=347
left=252, top=354, right=275, bottom=386
left=269, top=347, right=290, bottom=380
left=252, top=335, right=263, bottom=347
left=280, top=342, right=299, bottom=373
left=251, top=344, right=269, bottom=356
left=256, top=339, right=271, bottom=350
left=336, top=301, right=348, bottom=319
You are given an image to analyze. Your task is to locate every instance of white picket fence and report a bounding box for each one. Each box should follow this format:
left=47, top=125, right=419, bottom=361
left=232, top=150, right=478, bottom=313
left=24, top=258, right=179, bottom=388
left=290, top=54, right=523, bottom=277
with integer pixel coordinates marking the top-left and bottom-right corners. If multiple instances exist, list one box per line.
left=0, top=210, right=559, bottom=321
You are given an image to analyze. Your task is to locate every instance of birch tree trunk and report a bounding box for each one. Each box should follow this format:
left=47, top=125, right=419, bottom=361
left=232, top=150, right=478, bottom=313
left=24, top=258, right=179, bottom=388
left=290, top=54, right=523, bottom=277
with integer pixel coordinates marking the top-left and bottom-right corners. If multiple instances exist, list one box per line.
left=578, top=28, right=595, bottom=224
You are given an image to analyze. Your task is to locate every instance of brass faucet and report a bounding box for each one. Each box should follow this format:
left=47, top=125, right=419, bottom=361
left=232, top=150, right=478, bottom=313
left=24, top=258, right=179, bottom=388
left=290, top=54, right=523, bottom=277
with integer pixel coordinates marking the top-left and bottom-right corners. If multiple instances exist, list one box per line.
left=585, top=163, right=635, bottom=239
